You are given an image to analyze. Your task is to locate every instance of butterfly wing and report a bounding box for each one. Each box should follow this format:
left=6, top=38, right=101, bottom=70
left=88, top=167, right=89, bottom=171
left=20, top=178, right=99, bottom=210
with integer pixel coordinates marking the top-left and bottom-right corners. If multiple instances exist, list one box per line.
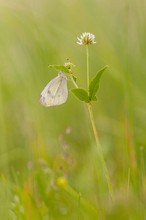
left=40, top=72, right=68, bottom=107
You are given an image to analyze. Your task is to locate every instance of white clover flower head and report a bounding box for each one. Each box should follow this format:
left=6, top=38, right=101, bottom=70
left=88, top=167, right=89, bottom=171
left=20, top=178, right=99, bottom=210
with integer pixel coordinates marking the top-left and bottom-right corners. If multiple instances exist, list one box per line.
left=77, top=32, right=96, bottom=45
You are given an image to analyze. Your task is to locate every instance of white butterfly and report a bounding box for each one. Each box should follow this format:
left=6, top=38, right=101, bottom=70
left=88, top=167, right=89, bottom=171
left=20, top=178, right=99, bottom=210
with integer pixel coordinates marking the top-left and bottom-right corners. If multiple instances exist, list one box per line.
left=39, top=71, right=68, bottom=107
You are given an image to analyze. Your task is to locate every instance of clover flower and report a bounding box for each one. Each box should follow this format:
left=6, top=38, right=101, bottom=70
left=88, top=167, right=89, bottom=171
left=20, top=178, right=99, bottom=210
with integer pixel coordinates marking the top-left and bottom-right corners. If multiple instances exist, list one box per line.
left=77, top=32, right=96, bottom=45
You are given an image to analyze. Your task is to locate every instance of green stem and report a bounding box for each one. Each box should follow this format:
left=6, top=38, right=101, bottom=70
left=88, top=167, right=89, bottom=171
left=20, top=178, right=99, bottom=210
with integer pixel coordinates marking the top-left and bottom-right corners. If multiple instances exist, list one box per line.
left=85, top=45, right=113, bottom=200
left=86, top=45, right=90, bottom=88
left=125, top=1, right=139, bottom=192
left=87, top=102, right=114, bottom=200
left=71, top=46, right=114, bottom=200
left=71, top=75, right=78, bottom=88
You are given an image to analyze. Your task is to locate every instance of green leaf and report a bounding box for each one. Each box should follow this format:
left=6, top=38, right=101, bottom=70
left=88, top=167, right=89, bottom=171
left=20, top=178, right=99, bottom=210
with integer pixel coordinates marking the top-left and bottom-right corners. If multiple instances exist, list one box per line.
left=92, top=96, right=97, bottom=101
left=48, top=65, right=70, bottom=73
left=89, top=66, right=108, bottom=101
left=71, top=88, right=90, bottom=103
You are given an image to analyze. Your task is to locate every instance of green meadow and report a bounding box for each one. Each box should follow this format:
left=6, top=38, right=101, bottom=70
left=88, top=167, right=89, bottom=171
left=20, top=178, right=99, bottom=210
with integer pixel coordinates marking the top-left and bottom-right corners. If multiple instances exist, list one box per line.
left=0, top=0, right=146, bottom=219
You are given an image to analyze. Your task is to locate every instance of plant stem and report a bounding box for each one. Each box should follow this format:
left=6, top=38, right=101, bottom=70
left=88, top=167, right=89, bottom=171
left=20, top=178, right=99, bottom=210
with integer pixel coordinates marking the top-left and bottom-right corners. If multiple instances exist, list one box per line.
left=71, top=75, right=78, bottom=88
left=87, top=102, right=114, bottom=200
left=85, top=45, right=113, bottom=200
left=71, top=46, right=114, bottom=199
left=86, top=45, right=90, bottom=88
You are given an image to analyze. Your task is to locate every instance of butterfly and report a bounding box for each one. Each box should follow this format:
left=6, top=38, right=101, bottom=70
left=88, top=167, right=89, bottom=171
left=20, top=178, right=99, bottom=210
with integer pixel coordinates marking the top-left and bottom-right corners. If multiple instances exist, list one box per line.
left=39, top=71, right=68, bottom=107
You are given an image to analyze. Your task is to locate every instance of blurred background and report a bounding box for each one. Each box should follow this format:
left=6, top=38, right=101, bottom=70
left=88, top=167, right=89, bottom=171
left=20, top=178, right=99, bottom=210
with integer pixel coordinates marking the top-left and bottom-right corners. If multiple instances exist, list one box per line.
left=0, top=0, right=146, bottom=219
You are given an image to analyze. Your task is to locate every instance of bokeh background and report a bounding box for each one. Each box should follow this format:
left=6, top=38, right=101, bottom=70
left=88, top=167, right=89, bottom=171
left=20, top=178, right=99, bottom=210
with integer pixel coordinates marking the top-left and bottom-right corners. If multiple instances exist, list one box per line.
left=0, top=0, right=146, bottom=219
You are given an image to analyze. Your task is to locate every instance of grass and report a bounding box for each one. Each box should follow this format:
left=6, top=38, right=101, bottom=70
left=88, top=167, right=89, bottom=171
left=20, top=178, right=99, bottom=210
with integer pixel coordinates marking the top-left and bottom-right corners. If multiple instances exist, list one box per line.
left=0, top=0, right=146, bottom=219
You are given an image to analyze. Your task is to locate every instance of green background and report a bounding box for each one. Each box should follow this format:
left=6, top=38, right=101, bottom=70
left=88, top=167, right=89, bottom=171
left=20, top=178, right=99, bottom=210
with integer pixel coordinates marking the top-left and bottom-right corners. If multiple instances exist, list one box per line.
left=0, top=0, right=146, bottom=219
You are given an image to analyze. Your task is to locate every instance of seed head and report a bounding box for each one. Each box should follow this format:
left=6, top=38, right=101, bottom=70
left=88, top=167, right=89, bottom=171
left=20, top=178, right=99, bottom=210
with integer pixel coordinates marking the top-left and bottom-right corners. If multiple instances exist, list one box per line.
left=64, top=61, right=75, bottom=70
